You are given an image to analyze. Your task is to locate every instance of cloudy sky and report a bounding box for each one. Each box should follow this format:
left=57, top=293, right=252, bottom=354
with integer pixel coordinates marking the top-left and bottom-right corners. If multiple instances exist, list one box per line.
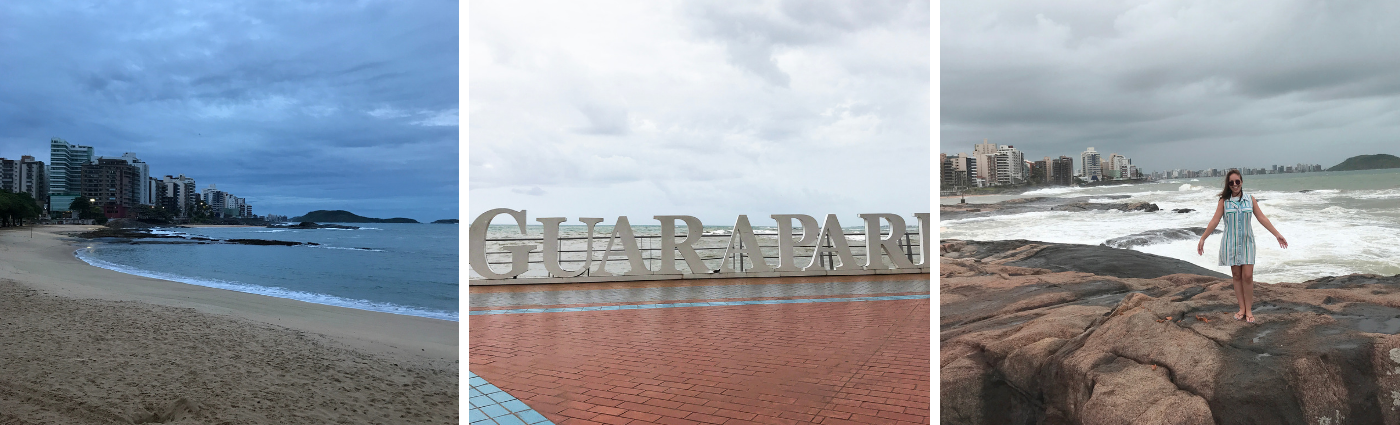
left=0, top=1, right=457, bottom=221
left=469, top=0, right=930, bottom=226
left=943, top=0, right=1400, bottom=173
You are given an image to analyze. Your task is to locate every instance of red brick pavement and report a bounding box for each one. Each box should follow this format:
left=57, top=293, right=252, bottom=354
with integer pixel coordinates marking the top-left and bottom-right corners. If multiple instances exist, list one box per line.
left=469, top=294, right=930, bottom=424
left=468, top=291, right=931, bottom=312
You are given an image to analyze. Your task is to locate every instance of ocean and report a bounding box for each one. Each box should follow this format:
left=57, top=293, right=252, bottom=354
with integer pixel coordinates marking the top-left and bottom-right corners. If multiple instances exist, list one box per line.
left=74, top=223, right=459, bottom=321
left=940, top=168, right=1400, bottom=284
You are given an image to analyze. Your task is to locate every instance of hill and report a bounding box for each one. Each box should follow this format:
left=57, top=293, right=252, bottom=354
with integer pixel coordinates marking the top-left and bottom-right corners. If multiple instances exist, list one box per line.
left=290, top=210, right=419, bottom=223
left=1326, top=153, right=1400, bottom=171
left=431, top=219, right=458, bottom=224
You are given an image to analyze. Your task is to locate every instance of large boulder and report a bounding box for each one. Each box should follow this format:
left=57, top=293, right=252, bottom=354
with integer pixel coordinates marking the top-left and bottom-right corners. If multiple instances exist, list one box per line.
left=941, top=239, right=1400, bottom=424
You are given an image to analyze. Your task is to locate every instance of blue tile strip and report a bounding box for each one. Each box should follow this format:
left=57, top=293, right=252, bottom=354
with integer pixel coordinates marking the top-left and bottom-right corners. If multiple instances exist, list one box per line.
left=468, top=294, right=931, bottom=316
left=468, top=371, right=555, bottom=425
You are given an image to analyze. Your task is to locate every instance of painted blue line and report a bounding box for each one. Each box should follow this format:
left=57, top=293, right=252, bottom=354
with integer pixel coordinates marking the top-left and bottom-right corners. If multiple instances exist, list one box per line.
left=469, top=294, right=930, bottom=316
left=467, top=371, right=555, bottom=425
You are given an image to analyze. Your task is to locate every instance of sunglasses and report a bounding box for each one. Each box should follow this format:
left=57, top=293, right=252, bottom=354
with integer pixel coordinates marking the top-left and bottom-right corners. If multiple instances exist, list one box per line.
left=1229, top=179, right=1242, bottom=186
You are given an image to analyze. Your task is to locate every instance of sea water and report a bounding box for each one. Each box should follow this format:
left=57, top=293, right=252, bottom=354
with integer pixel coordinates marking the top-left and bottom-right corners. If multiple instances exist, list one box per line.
left=940, top=169, right=1400, bottom=283
left=74, top=223, right=459, bottom=321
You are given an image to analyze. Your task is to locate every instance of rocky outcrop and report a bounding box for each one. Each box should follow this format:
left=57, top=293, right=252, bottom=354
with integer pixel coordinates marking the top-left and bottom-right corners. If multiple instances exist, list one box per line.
left=941, top=239, right=1400, bottom=424
left=1102, top=227, right=1222, bottom=250
left=1052, top=201, right=1160, bottom=213
left=1173, top=208, right=1195, bottom=213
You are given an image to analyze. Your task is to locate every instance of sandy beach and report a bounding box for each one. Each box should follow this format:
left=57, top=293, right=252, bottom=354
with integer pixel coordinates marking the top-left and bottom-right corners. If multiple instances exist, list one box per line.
left=0, top=225, right=458, bottom=424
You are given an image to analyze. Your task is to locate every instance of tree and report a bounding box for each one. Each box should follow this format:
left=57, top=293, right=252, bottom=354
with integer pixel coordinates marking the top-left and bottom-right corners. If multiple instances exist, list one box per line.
left=0, top=190, right=42, bottom=227
left=68, top=197, right=108, bottom=224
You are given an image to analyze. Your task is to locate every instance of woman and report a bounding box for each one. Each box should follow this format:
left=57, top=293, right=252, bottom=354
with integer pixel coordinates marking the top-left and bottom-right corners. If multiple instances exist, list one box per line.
left=1197, top=169, right=1288, bottom=323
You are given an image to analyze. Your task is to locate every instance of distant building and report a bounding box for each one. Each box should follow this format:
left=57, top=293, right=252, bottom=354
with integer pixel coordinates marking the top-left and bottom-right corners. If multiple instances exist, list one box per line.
left=1081, top=147, right=1102, bottom=182
left=160, top=175, right=198, bottom=217
left=81, top=158, right=141, bottom=218
left=48, top=138, right=95, bottom=214
left=1052, top=156, right=1074, bottom=186
left=96, top=153, right=153, bottom=205
left=1, top=156, right=48, bottom=210
left=993, top=145, right=1024, bottom=186
left=973, top=140, right=998, bottom=183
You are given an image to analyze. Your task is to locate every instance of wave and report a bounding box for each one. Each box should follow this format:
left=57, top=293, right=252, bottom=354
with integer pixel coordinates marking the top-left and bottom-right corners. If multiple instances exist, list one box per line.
left=255, top=229, right=290, bottom=233
left=73, top=248, right=456, bottom=321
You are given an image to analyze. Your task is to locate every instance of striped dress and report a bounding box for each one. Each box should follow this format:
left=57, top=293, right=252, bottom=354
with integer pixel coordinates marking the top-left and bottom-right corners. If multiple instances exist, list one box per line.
left=1219, top=193, right=1256, bottom=266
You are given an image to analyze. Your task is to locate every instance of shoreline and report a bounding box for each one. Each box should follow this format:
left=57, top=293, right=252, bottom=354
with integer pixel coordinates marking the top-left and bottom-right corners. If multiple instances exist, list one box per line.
left=1, top=225, right=457, bottom=363
left=0, top=224, right=457, bottom=422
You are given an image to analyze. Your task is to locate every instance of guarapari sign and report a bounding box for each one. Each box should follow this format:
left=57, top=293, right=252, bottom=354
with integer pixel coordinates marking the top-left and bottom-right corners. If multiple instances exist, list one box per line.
left=469, top=209, right=931, bottom=283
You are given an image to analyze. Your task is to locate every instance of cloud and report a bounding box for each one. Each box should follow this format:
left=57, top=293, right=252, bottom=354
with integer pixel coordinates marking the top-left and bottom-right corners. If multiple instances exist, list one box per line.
left=469, top=0, right=929, bottom=222
left=0, top=0, right=458, bottom=220
left=941, top=0, right=1400, bottom=171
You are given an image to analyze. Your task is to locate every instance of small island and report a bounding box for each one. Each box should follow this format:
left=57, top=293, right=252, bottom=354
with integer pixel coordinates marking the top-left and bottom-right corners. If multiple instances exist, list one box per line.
left=1326, top=153, right=1400, bottom=171
left=431, top=219, right=458, bottom=224
left=290, top=210, right=420, bottom=223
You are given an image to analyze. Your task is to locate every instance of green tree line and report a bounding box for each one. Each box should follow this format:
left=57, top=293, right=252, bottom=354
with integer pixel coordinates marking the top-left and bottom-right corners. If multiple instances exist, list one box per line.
left=0, top=190, right=43, bottom=227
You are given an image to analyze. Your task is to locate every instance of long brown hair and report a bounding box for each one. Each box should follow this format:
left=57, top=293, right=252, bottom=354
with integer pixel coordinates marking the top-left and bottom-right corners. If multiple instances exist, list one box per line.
left=1219, top=169, right=1243, bottom=200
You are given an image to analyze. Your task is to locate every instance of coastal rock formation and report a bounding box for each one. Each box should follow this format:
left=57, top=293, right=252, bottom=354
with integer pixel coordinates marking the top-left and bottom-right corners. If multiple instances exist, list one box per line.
left=941, top=239, right=1400, bottom=424
left=1102, top=227, right=1222, bottom=249
left=1173, top=208, right=1195, bottom=213
left=1051, top=201, right=1160, bottom=213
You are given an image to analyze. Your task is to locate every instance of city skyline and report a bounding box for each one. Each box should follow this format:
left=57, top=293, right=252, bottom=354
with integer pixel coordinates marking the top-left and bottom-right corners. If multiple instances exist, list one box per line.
left=941, top=140, right=1349, bottom=177
left=0, top=1, right=458, bottom=221
left=943, top=1, right=1400, bottom=173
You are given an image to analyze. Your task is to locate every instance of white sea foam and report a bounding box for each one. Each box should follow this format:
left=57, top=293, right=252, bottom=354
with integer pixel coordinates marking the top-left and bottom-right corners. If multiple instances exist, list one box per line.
left=73, top=248, right=456, bottom=321
left=255, top=229, right=290, bottom=233
left=308, top=245, right=387, bottom=252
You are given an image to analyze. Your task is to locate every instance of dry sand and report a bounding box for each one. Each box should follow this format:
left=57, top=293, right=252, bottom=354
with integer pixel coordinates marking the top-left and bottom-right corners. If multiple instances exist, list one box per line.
left=0, top=225, right=457, bottom=424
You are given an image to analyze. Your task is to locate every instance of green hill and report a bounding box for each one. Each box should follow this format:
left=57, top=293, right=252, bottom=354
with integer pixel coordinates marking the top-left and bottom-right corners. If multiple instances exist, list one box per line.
left=291, top=210, right=419, bottom=223
left=1327, top=154, right=1400, bottom=171
left=431, top=219, right=458, bottom=224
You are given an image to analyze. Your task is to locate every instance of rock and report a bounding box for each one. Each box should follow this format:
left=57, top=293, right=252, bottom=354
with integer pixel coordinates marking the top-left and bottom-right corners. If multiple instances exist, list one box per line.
left=1052, top=202, right=1160, bottom=213
left=1173, top=208, right=1195, bottom=213
left=941, top=239, right=1400, bottom=424
left=1102, top=227, right=1222, bottom=249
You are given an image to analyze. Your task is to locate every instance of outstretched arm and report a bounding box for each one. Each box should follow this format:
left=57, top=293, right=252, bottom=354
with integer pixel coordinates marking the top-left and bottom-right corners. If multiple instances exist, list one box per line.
left=1252, top=196, right=1288, bottom=248
left=1197, top=198, right=1225, bottom=255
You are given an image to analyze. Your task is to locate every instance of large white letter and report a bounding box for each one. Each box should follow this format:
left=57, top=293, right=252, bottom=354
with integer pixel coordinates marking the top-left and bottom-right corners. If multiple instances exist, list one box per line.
left=654, top=215, right=709, bottom=274
left=469, top=208, right=534, bottom=279
left=770, top=214, right=819, bottom=272
left=858, top=213, right=916, bottom=270
left=538, top=217, right=603, bottom=278
left=716, top=215, right=772, bottom=273
left=804, top=214, right=859, bottom=271
left=593, top=216, right=650, bottom=276
left=914, top=213, right=931, bottom=266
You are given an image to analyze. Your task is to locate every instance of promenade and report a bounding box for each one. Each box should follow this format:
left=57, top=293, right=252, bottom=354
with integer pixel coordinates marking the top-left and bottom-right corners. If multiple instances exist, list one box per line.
left=468, top=274, right=931, bottom=425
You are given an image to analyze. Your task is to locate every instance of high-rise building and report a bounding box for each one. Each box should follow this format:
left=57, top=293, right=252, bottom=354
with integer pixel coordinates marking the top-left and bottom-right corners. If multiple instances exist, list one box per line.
left=973, top=139, right=998, bottom=182
left=1081, top=147, right=1102, bottom=182
left=994, top=145, right=1025, bottom=185
left=160, top=175, right=198, bottom=217
left=95, top=153, right=153, bottom=206
left=1052, top=156, right=1074, bottom=186
left=81, top=158, right=140, bottom=218
left=203, top=185, right=228, bottom=217
left=49, top=138, right=95, bottom=214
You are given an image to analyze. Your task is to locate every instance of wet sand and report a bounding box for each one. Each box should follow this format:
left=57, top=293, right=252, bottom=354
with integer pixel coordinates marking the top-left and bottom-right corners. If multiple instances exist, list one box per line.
left=0, top=225, right=458, bottom=424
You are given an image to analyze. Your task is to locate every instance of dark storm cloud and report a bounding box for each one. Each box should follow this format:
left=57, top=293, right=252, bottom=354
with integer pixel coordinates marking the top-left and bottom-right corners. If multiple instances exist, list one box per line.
left=942, top=0, right=1400, bottom=171
left=0, top=0, right=457, bottom=221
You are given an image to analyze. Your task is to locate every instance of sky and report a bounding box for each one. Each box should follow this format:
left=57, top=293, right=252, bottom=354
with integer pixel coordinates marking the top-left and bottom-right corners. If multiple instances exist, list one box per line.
left=0, top=1, right=458, bottom=221
left=942, top=0, right=1400, bottom=173
left=469, top=0, right=931, bottom=226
